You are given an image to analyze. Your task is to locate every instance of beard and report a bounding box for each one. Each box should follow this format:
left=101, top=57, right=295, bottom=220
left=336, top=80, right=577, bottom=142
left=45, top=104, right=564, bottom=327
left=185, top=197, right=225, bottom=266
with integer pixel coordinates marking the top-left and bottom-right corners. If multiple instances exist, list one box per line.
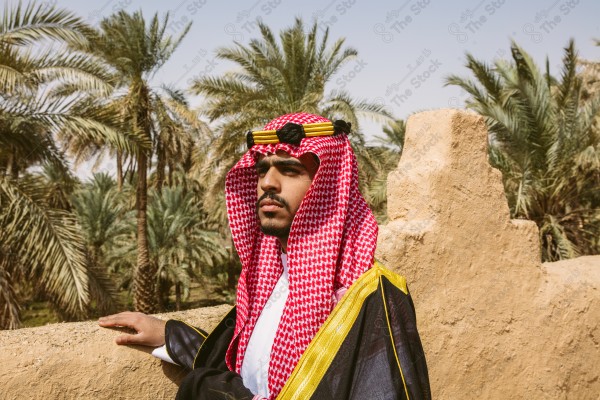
left=260, top=222, right=291, bottom=238
left=256, top=192, right=292, bottom=238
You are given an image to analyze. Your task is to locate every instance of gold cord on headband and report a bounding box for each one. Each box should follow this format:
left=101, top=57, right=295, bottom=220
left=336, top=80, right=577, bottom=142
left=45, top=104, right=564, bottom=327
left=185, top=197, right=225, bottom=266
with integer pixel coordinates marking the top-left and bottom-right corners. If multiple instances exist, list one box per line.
left=246, top=120, right=351, bottom=149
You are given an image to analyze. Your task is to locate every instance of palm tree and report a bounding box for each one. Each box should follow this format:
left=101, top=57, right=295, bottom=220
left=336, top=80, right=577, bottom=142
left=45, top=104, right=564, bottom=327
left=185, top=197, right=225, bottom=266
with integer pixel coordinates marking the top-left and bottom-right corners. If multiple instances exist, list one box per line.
left=0, top=1, right=137, bottom=329
left=0, top=2, right=140, bottom=178
left=151, top=86, right=212, bottom=192
left=150, top=186, right=226, bottom=310
left=71, top=173, right=131, bottom=270
left=71, top=173, right=134, bottom=313
left=38, top=162, right=79, bottom=211
left=375, top=119, right=406, bottom=155
left=84, top=10, right=192, bottom=312
left=105, top=185, right=227, bottom=311
left=190, top=17, right=391, bottom=220
left=361, top=119, right=406, bottom=223
left=446, top=40, right=600, bottom=261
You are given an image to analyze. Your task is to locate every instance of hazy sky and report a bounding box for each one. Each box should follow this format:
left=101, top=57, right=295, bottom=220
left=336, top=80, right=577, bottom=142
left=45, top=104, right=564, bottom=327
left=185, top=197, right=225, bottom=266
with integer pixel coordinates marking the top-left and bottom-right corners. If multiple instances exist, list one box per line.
left=25, top=0, right=600, bottom=159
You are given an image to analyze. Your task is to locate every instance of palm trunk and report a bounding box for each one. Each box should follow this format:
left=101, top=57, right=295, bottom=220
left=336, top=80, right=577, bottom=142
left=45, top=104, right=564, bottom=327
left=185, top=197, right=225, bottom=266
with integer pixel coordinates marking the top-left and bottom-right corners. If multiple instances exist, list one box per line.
left=132, top=80, right=156, bottom=313
left=133, top=149, right=156, bottom=313
left=156, top=144, right=165, bottom=192
left=116, top=150, right=123, bottom=191
left=157, top=277, right=170, bottom=312
left=175, top=282, right=181, bottom=311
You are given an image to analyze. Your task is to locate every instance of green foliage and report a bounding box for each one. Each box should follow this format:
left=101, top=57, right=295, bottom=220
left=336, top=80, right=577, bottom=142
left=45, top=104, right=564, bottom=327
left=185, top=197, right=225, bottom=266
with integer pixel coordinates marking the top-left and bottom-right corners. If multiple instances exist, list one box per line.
left=0, top=1, right=144, bottom=179
left=104, top=185, right=227, bottom=310
left=0, top=1, right=96, bottom=94
left=0, top=1, right=128, bottom=328
left=149, top=186, right=227, bottom=308
left=360, top=119, right=406, bottom=223
left=190, top=17, right=391, bottom=224
left=4, top=5, right=397, bottom=324
left=80, top=9, right=193, bottom=313
left=446, top=40, right=600, bottom=261
left=1, top=175, right=100, bottom=329
left=71, top=173, right=131, bottom=266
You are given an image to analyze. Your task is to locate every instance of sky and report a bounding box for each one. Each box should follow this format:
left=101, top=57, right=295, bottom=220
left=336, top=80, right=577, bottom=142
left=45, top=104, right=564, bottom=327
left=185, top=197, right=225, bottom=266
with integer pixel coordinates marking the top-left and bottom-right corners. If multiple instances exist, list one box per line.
left=21, top=0, right=600, bottom=175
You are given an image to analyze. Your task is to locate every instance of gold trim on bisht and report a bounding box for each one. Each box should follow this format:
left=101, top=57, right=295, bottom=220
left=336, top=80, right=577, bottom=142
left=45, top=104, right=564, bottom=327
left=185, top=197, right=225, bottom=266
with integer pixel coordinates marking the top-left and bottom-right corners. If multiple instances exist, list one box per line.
left=276, top=261, right=409, bottom=400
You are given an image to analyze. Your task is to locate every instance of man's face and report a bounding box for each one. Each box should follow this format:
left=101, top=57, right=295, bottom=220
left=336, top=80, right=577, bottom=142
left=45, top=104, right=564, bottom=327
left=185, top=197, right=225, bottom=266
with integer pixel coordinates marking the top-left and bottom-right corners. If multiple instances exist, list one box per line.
left=255, top=150, right=319, bottom=239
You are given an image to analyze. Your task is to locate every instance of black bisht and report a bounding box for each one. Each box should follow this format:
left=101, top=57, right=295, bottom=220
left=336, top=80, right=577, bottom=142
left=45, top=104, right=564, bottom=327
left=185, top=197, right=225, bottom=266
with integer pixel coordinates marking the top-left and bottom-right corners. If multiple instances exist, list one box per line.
left=165, top=262, right=431, bottom=400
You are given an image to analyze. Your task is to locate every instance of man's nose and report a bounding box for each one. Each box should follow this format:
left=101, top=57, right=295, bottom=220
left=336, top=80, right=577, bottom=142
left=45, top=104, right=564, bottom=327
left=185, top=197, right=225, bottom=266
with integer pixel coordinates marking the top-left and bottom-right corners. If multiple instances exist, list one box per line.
left=260, top=168, right=281, bottom=192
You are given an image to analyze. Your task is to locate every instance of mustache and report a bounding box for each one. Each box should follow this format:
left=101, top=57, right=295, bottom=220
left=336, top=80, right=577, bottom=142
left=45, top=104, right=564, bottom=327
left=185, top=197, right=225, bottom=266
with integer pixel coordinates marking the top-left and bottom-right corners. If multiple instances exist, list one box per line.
left=256, top=192, right=290, bottom=211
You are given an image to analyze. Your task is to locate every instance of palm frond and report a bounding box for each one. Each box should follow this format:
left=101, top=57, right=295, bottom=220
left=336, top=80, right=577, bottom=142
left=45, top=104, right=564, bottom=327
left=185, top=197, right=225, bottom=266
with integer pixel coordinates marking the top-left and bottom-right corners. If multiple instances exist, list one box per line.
left=1, top=1, right=92, bottom=48
left=0, top=177, right=90, bottom=318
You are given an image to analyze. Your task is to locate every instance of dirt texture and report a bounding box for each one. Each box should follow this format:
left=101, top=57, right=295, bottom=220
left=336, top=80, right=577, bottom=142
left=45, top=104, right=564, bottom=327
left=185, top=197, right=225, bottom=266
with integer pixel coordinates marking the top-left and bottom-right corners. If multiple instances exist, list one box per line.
left=0, top=305, right=231, bottom=399
left=0, top=109, right=598, bottom=399
left=377, top=109, right=599, bottom=399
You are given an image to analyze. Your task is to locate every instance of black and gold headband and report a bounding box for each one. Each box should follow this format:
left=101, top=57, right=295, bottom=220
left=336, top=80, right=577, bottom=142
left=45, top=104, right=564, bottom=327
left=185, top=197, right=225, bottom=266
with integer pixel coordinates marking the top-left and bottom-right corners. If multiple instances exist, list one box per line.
left=246, top=120, right=352, bottom=149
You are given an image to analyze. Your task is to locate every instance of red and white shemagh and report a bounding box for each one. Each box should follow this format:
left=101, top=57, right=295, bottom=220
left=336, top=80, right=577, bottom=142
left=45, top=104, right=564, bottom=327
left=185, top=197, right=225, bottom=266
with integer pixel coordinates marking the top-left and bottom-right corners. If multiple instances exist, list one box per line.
left=224, top=113, right=378, bottom=399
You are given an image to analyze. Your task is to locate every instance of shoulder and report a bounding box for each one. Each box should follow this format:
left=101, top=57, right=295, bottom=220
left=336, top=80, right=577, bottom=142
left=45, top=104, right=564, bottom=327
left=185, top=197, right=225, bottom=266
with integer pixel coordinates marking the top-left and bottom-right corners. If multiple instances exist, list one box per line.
left=331, top=260, right=411, bottom=313
left=351, top=259, right=409, bottom=296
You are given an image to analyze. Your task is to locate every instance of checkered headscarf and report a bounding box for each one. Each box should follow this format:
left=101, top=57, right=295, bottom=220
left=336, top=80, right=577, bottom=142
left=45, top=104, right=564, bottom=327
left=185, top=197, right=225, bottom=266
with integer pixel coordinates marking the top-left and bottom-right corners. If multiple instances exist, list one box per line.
left=224, top=113, right=378, bottom=398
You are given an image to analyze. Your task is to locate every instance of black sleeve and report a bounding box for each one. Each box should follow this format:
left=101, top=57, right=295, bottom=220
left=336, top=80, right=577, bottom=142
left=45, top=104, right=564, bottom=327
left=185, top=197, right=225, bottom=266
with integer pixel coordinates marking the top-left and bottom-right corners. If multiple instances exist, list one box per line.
left=164, top=320, right=208, bottom=370
left=170, top=307, right=258, bottom=399
left=175, top=367, right=255, bottom=400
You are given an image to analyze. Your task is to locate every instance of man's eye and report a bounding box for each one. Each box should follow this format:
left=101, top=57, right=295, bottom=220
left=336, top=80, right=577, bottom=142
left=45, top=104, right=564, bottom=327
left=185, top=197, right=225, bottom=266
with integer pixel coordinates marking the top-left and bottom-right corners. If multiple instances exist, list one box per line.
left=282, top=168, right=301, bottom=175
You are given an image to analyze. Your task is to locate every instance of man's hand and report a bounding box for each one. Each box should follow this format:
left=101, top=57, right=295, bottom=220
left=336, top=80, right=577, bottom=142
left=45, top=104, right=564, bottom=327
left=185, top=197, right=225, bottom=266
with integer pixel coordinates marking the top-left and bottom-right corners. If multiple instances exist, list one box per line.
left=98, top=312, right=167, bottom=347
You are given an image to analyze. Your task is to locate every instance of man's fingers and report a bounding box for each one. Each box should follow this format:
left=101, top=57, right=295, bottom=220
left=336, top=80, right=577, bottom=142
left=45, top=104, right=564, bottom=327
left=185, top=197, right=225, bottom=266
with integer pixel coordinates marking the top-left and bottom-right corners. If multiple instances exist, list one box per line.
left=115, top=333, right=141, bottom=345
left=98, top=316, right=120, bottom=327
left=99, top=312, right=166, bottom=347
left=98, top=312, right=138, bottom=328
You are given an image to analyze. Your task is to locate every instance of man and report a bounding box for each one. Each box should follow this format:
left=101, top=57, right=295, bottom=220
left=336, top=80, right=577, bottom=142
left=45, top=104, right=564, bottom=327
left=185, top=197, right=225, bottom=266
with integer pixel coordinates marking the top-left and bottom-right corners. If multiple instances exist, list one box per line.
left=99, top=113, right=430, bottom=399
